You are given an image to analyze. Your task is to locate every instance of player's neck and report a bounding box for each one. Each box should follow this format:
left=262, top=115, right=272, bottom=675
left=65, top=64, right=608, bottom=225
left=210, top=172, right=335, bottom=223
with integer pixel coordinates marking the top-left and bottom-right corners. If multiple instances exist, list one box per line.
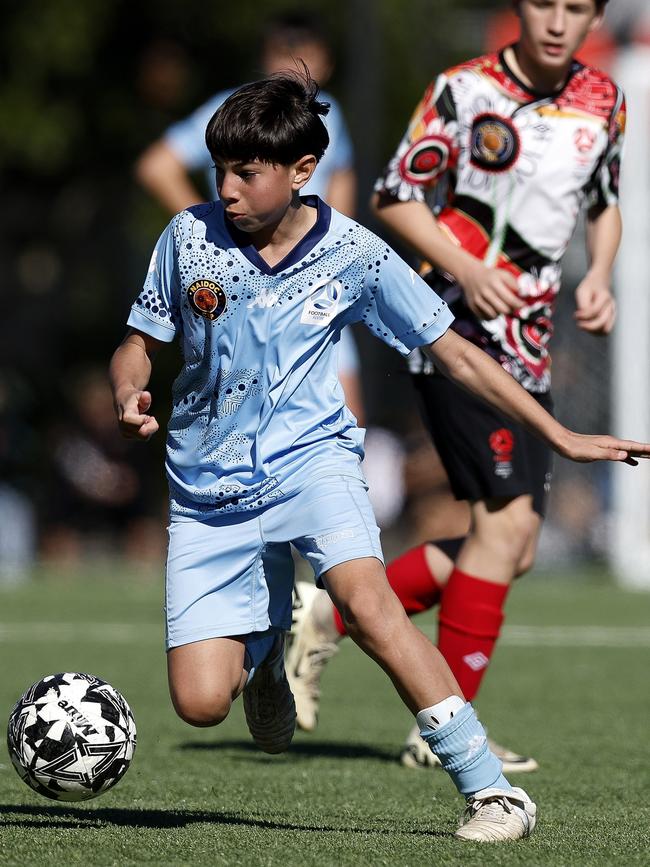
left=249, top=200, right=318, bottom=268
left=506, top=44, right=572, bottom=94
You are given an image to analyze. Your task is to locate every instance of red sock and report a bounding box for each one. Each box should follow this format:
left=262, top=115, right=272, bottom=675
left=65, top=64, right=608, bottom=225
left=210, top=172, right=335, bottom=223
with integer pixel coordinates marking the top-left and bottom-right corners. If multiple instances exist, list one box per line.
left=437, top=567, right=510, bottom=701
left=333, top=544, right=442, bottom=636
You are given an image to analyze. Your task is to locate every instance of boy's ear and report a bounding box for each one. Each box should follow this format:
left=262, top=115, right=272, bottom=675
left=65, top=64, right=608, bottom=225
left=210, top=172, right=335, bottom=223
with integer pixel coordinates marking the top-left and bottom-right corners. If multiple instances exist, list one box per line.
left=292, top=155, right=318, bottom=189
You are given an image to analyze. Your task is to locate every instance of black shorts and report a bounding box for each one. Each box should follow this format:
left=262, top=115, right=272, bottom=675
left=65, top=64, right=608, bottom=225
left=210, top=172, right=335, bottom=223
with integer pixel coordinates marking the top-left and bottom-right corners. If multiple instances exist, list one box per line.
left=412, top=372, right=554, bottom=517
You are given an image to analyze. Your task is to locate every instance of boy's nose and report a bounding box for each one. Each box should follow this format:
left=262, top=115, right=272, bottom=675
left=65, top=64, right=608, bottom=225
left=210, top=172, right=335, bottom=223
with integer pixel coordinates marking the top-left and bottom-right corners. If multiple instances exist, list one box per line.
left=218, top=174, right=238, bottom=203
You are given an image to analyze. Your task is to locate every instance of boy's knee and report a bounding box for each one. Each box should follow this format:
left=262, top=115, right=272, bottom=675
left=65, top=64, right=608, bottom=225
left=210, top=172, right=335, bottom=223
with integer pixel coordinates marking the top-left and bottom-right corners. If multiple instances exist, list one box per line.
left=172, top=692, right=232, bottom=727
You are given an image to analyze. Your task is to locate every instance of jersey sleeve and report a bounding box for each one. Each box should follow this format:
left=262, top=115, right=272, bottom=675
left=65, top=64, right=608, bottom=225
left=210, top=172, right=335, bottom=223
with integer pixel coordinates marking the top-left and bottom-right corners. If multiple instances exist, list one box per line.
left=127, top=220, right=181, bottom=342
left=585, top=88, right=626, bottom=213
left=374, top=73, right=460, bottom=203
left=164, top=92, right=228, bottom=171
left=351, top=245, right=454, bottom=355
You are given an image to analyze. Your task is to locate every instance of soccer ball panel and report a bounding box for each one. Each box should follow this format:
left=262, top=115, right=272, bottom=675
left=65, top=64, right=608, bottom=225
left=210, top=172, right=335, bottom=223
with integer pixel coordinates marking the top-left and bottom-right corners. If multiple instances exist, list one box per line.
left=6, top=672, right=136, bottom=802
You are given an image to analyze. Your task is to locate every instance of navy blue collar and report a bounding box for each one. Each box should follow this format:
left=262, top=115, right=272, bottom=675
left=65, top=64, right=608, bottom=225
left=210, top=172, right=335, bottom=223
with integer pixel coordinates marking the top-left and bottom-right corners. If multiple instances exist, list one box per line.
left=224, top=196, right=332, bottom=276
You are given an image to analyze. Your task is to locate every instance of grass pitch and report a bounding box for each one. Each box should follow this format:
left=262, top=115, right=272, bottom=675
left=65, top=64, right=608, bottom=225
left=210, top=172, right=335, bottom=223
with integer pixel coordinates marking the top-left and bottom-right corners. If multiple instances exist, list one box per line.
left=1, top=567, right=649, bottom=866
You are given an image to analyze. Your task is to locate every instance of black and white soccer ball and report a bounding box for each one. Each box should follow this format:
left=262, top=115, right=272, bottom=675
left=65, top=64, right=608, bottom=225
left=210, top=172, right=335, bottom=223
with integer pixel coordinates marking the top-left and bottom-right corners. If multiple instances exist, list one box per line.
left=7, top=672, right=137, bottom=801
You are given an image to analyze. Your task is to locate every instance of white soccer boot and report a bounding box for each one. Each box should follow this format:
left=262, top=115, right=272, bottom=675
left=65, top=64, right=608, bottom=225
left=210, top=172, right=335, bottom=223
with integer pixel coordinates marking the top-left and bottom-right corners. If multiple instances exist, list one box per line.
left=400, top=723, right=539, bottom=773
left=285, top=582, right=339, bottom=732
left=243, top=634, right=296, bottom=754
left=455, top=786, right=537, bottom=842
left=486, top=738, right=539, bottom=773
left=400, top=722, right=443, bottom=769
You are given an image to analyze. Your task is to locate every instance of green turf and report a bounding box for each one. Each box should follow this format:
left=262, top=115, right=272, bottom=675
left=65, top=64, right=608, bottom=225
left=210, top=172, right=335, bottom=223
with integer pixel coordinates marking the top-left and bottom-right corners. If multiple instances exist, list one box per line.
left=1, top=567, right=649, bottom=865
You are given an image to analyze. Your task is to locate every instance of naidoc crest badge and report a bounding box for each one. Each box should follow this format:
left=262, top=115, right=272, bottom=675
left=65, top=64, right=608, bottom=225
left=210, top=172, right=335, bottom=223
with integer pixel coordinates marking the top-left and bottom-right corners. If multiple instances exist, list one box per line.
left=188, top=279, right=227, bottom=321
left=470, top=113, right=520, bottom=172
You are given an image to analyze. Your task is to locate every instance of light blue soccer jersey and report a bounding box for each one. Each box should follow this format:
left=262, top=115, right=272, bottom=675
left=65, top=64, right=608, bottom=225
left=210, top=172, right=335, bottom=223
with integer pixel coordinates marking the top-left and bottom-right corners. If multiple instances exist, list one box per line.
left=128, top=198, right=453, bottom=518
left=165, top=88, right=353, bottom=201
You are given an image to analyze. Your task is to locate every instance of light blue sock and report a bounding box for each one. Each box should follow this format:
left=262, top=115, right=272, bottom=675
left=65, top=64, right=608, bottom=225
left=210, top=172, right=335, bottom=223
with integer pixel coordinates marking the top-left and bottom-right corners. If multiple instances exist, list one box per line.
left=417, top=700, right=512, bottom=796
left=243, top=631, right=277, bottom=685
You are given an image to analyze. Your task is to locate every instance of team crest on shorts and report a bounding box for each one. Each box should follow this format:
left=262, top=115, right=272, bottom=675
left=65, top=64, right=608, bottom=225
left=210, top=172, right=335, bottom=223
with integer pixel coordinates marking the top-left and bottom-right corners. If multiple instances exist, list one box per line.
left=489, top=427, right=515, bottom=479
left=470, top=113, right=520, bottom=172
left=187, top=279, right=227, bottom=321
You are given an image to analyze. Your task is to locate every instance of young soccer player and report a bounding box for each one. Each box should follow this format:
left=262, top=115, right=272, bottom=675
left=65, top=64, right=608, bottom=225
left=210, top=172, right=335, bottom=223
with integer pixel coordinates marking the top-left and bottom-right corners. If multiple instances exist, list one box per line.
left=135, top=11, right=363, bottom=421
left=286, top=0, right=625, bottom=771
left=110, top=72, right=646, bottom=842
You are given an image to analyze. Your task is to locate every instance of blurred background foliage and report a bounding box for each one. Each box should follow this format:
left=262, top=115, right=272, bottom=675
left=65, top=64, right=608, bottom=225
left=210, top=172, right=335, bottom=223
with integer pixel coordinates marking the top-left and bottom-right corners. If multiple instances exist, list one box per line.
left=0, top=0, right=497, bottom=175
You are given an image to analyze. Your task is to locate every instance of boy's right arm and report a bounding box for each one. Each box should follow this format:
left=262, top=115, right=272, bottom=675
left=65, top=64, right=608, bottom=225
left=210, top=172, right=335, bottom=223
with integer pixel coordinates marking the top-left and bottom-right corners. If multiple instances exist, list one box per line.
left=109, top=329, right=165, bottom=441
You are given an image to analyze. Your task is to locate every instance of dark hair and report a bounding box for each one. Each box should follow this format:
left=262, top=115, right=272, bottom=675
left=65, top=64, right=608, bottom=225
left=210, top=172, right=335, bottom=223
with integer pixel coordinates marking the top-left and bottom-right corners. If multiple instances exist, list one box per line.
left=205, top=71, right=330, bottom=166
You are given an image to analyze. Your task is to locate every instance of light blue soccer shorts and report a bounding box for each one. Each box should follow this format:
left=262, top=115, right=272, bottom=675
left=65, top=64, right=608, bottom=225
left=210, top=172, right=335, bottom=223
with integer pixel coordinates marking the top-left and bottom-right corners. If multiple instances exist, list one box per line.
left=165, top=475, right=383, bottom=649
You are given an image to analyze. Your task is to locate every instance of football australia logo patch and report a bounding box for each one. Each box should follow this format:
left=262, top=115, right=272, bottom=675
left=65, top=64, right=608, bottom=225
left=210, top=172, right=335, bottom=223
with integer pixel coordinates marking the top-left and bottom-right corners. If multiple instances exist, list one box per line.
left=301, top=279, right=343, bottom=326
left=187, top=279, right=227, bottom=321
left=470, top=113, right=520, bottom=172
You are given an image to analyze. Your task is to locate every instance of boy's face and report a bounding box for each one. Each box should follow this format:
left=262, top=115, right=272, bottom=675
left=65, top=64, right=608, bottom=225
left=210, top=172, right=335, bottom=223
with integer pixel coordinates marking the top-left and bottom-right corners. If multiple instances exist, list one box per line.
left=515, top=0, right=603, bottom=70
left=215, top=157, right=315, bottom=234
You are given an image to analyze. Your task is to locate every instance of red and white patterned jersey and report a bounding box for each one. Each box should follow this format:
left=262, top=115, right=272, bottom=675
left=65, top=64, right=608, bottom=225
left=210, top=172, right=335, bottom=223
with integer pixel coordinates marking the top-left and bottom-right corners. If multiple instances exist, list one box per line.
left=375, top=49, right=626, bottom=391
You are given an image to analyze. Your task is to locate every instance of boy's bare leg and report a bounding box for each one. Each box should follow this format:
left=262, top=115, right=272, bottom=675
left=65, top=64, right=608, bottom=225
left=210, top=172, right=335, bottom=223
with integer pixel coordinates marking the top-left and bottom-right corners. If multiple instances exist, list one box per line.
left=323, top=556, right=536, bottom=840
left=168, top=637, right=247, bottom=726
left=168, top=632, right=296, bottom=754
left=322, top=557, right=461, bottom=712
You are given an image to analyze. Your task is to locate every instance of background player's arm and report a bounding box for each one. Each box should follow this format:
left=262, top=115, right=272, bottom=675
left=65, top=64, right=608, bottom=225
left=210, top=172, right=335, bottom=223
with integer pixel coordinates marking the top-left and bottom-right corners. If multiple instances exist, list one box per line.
left=326, top=167, right=356, bottom=218
left=371, top=194, right=520, bottom=319
left=135, top=140, right=205, bottom=215
left=109, top=329, right=164, bottom=441
left=426, top=328, right=649, bottom=464
left=338, top=369, right=364, bottom=423
left=574, top=204, right=621, bottom=335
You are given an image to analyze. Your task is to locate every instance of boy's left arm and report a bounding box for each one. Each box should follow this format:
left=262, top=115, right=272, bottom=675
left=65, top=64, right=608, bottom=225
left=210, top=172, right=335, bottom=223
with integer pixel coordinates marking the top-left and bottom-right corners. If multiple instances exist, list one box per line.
left=574, top=204, right=621, bottom=335
left=425, top=329, right=649, bottom=465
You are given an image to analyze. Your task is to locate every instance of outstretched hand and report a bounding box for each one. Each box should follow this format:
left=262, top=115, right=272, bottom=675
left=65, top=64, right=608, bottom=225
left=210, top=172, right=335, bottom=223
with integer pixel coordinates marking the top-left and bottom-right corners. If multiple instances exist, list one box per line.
left=556, top=432, right=650, bottom=466
left=115, top=390, right=159, bottom=441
